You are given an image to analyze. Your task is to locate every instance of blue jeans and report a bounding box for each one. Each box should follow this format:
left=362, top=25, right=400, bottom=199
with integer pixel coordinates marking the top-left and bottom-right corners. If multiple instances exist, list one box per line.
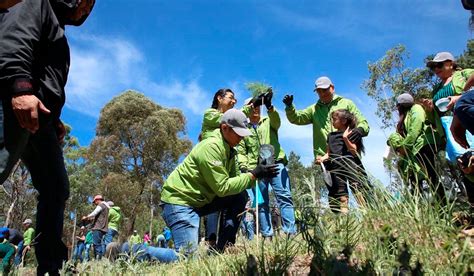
left=84, top=244, right=92, bottom=261
left=14, top=240, right=24, bottom=265
left=0, top=102, right=69, bottom=274
left=92, top=230, right=105, bottom=259
left=241, top=219, right=254, bottom=240
left=256, top=163, right=296, bottom=236
left=102, top=228, right=118, bottom=253
left=72, top=242, right=85, bottom=262
left=455, top=90, right=474, bottom=135
left=161, top=191, right=247, bottom=256
left=121, top=242, right=177, bottom=263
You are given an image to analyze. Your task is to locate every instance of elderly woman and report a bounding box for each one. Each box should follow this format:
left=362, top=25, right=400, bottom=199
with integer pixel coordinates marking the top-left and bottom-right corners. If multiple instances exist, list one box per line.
left=388, top=94, right=445, bottom=202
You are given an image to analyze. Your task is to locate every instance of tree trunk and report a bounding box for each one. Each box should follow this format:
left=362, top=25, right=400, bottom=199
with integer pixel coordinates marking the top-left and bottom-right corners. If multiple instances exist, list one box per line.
left=5, top=196, right=17, bottom=227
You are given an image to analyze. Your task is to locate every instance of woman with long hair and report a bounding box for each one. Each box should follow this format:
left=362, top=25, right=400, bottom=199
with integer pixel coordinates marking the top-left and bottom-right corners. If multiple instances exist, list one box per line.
left=388, top=93, right=445, bottom=202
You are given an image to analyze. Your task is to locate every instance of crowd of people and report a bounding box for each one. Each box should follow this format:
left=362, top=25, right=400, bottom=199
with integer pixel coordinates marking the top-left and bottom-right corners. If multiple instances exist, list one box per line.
left=1, top=0, right=474, bottom=274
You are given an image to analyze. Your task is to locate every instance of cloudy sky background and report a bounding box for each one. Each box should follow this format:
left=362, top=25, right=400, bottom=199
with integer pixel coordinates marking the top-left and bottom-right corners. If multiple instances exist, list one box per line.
left=62, top=1, right=473, bottom=185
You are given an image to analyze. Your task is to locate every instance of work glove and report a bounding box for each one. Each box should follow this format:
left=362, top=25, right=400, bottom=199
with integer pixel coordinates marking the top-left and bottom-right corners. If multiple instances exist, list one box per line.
left=264, top=90, right=273, bottom=110
left=348, top=127, right=364, bottom=143
left=251, top=164, right=279, bottom=179
left=282, top=95, right=293, bottom=107
left=251, top=94, right=265, bottom=108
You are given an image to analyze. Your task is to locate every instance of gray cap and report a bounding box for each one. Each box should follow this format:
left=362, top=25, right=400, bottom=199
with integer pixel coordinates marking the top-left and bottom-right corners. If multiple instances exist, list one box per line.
left=396, top=93, right=414, bottom=106
left=107, top=201, right=114, bottom=207
left=427, top=52, right=455, bottom=66
left=220, top=109, right=252, bottom=137
left=314, top=76, right=333, bottom=90
left=244, top=97, right=253, bottom=105
left=23, top=219, right=32, bottom=225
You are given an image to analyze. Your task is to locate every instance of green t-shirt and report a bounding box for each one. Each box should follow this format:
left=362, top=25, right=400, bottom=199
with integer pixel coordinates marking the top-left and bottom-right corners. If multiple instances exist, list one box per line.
left=23, top=227, right=35, bottom=246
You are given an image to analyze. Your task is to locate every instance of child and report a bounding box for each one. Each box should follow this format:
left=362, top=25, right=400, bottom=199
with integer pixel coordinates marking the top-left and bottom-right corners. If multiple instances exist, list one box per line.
left=316, top=109, right=367, bottom=213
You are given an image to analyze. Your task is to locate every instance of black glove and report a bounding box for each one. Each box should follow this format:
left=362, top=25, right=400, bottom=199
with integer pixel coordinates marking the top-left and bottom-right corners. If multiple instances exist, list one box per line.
left=251, top=164, right=279, bottom=179
left=282, top=94, right=293, bottom=107
left=264, top=91, right=273, bottom=110
left=348, top=127, right=364, bottom=143
left=251, top=94, right=265, bottom=108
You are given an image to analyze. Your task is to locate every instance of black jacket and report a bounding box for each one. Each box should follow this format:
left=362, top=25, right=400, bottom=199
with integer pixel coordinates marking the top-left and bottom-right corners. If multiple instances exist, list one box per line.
left=0, top=0, right=70, bottom=117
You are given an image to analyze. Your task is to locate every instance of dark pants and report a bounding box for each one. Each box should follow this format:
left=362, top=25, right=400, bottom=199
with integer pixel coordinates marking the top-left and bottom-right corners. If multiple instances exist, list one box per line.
left=412, top=145, right=446, bottom=203
left=0, top=100, right=69, bottom=275
left=455, top=90, right=474, bottom=135
left=92, top=230, right=106, bottom=259
left=326, top=156, right=369, bottom=212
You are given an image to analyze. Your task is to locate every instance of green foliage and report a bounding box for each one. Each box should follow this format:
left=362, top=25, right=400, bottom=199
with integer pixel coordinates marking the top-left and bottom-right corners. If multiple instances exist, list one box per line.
left=456, top=39, right=474, bottom=69
left=362, top=44, right=435, bottom=129
left=85, top=90, right=192, bottom=235
left=246, top=82, right=272, bottom=97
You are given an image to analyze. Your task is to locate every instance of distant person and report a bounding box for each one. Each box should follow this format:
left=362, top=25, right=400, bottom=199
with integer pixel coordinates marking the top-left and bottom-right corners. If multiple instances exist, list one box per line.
left=158, top=109, right=278, bottom=261
left=7, top=228, right=23, bottom=246
left=82, top=195, right=109, bottom=259
left=84, top=230, right=93, bottom=262
left=15, top=218, right=35, bottom=266
left=156, top=234, right=166, bottom=248
left=0, top=227, right=15, bottom=274
left=237, top=94, right=296, bottom=238
left=104, top=201, right=121, bottom=248
left=316, top=109, right=368, bottom=212
left=143, top=231, right=152, bottom=246
left=129, top=230, right=142, bottom=246
left=388, top=94, right=444, bottom=201
left=240, top=191, right=255, bottom=240
left=0, top=1, right=96, bottom=273
left=284, top=76, right=371, bottom=202
left=72, top=226, right=86, bottom=263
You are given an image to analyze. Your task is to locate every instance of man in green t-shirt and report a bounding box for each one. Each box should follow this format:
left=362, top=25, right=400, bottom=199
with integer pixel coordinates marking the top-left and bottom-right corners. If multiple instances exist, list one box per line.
left=15, top=218, right=35, bottom=266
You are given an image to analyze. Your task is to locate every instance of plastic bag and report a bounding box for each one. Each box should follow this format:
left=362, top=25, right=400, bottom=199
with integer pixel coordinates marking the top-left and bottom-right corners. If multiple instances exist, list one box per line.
left=440, top=115, right=474, bottom=163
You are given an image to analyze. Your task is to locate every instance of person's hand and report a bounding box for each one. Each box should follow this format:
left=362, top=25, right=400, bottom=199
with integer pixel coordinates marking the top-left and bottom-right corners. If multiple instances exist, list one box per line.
left=348, top=127, right=364, bottom=143
left=419, top=98, right=433, bottom=112
left=450, top=115, right=470, bottom=149
left=250, top=164, right=279, bottom=179
left=315, top=155, right=328, bottom=165
left=264, top=91, right=273, bottom=110
left=240, top=168, right=248, bottom=173
left=25, top=245, right=31, bottom=251
left=447, top=95, right=461, bottom=111
left=461, top=155, right=474, bottom=174
left=81, top=216, right=88, bottom=221
left=0, top=0, right=21, bottom=10
left=343, top=127, right=351, bottom=139
left=11, top=94, right=50, bottom=133
left=283, top=94, right=293, bottom=107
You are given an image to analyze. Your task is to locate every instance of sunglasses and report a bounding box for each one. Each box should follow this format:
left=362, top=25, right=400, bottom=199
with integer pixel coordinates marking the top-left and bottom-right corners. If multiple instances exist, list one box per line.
left=429, top=62, right=444, bottom=70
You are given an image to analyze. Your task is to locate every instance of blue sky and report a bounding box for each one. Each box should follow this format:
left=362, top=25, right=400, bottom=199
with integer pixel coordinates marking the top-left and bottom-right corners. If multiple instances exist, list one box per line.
left=62, top=0, right=472, bottom=184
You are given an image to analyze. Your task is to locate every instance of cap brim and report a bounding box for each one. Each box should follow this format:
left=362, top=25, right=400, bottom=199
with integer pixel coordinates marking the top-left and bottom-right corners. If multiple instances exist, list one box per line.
left=233, top=127, right=252, bottom=137
left=315, top=84, right=330, bottom=90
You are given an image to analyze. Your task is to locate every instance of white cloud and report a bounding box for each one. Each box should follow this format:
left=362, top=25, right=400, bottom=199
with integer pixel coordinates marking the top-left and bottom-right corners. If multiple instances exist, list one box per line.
left=65, top=34, right=208, bottom=118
